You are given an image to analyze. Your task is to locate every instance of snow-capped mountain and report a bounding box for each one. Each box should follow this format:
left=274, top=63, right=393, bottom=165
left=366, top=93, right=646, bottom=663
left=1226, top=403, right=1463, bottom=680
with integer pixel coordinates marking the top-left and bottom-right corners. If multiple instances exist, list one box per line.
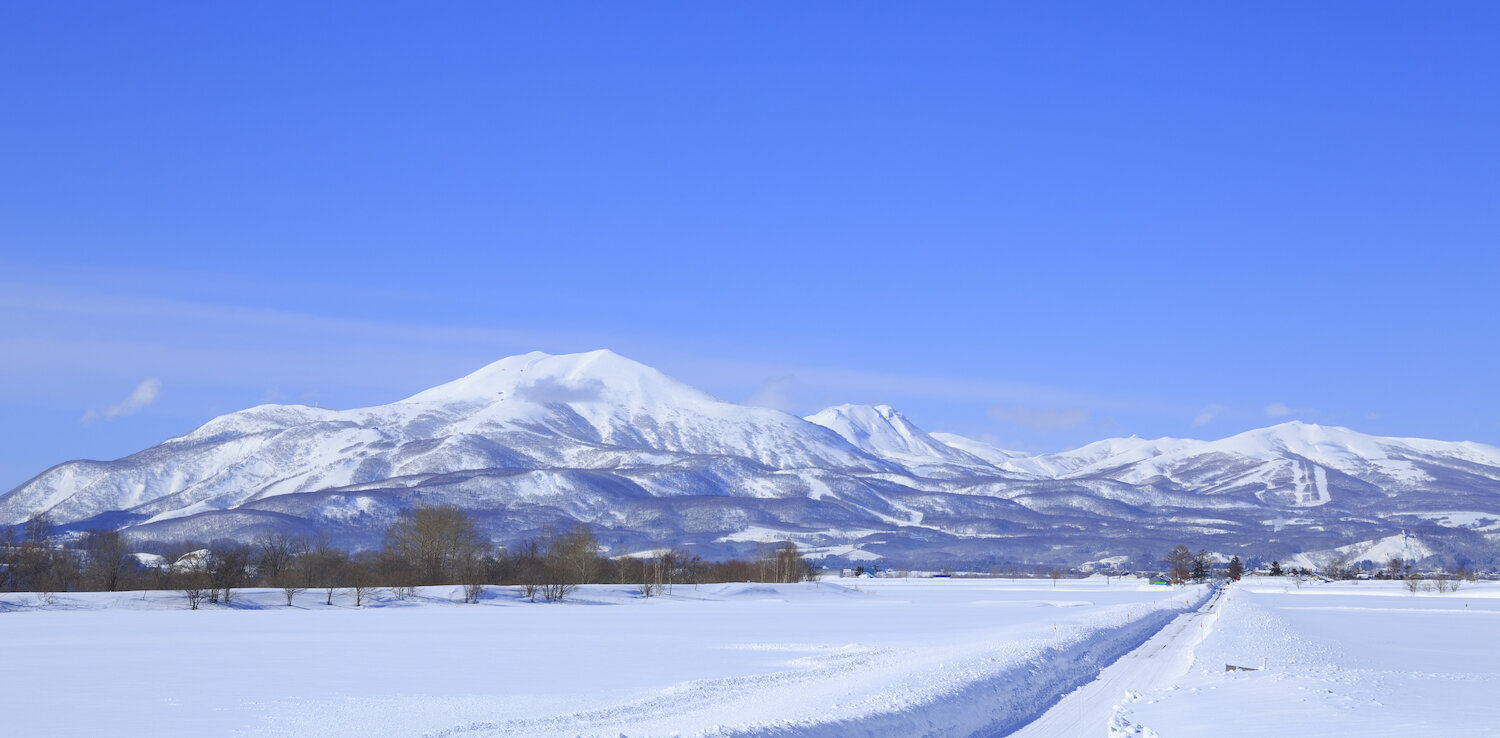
left=804, top=404, right=996, bottom=475
left=4, top=350, right=1499, bottom=568
left=964, top=421, right=1500, bottom=508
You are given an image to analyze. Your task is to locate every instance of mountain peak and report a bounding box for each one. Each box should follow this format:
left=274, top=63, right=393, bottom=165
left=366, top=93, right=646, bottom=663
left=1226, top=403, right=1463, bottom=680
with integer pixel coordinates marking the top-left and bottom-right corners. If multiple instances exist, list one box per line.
left=399, top=350, right=716, bottom=407
left=5, top=350, right=1500, bottom=566
left=805, top=404, right=991, bottom=469
left=1221, top=421, right=1368, bottom=453
left=1262, top=419, right=1326, bottom=433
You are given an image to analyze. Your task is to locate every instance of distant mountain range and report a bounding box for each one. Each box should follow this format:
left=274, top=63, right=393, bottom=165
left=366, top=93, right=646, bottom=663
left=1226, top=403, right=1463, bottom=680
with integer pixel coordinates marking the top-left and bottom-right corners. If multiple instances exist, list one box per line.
left=4, top=350, right=1498, bottom=569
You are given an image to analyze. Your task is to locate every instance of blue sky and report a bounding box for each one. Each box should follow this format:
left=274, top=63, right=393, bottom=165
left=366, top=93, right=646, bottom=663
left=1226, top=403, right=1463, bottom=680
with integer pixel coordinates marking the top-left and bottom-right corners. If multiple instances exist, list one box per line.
left=3, top=3, right=1498, bottom=490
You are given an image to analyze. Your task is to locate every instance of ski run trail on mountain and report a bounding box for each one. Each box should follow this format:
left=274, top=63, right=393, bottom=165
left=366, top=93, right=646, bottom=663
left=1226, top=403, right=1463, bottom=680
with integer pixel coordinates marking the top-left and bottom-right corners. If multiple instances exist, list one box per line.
left=4, top=577, right=1498, bottom=736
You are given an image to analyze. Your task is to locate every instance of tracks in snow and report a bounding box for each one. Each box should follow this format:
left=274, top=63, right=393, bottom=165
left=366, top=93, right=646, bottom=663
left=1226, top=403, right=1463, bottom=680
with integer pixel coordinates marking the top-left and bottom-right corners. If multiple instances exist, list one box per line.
left=415, top=587, right=1219, bottom=738
left=1005, top=583, right=1227, bottom=738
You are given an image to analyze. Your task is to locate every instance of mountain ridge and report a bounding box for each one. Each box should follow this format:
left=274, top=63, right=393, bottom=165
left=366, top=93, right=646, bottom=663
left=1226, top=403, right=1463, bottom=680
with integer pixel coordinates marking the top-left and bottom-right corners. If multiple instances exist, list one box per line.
left=4, top=350, right=1499, bottom=568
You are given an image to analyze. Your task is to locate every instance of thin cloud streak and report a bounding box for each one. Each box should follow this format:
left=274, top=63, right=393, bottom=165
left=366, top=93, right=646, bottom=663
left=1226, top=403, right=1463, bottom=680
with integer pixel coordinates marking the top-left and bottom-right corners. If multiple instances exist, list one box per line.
left=6, top=278, right=1189, bottom=420
left=1193, top=404, right=1226, bottom=427
left=82, top=378, right=161, bottom=424
left=6, top=277, right=1199, bottom=451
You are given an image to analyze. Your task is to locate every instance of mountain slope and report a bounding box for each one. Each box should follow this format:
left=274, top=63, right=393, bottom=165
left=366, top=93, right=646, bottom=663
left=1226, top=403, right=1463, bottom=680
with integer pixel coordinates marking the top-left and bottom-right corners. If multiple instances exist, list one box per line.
left=4, top=351, right=1500, bottom=568
left=998, top=421, right=1500, bottom=508
left=805, top=404, right=998, bottom=474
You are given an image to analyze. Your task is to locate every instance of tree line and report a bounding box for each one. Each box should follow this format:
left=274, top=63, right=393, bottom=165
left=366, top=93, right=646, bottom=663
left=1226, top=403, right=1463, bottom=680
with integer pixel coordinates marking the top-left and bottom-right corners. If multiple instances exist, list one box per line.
left=1163, top=544, right=1242, bottom=583
left=0, top=505, right=818, bottom=608
left=1164, top=544, right=1481, bottom=587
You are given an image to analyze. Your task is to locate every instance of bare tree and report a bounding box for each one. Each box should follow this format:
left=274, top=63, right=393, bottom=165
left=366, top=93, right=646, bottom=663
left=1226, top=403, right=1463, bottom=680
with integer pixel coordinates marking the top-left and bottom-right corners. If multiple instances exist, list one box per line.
left=373, top=550, right=416, bottom=600
left=614, top=551, right=632, bottom=585
left=522, top=525, right=604, bottom=603
left=0, top=527, right=13, bottom=592
left=636, top=555, right=659, bottom=598
left=1404, top=572, right=1423, bottom=593
left=558, top=524, right=599, bottom=587
left=1324, top=552, right=1352, bottom=581
left=637, top=550, right=670, bottom=597
left=383, top=504, right=487, bottom=584
left=760, top=542, right=813, bottom=583
left=513, top=539, right=545, bottom=602
left=303, top=533, right=349, bottom=605
left=80, top=528, right=135, bottom=592
left=1163, top=544, right=1194, bottom=584
left=11, top=514, right=59, bottom=596
left=277, top=554, right=307, bottom=605
left=181, top=570, right=210, bottom=610
left=459, top=548, right=490, bottom=604
left=254, top=532, right=306, bottom=582
left=462, top=576, right=484, bottom=604
left=11, top=513, right=80, bottom=598
left=149, top=544, right=193, bottom=591
left=537, top=530, right=576, bottom=603
left=347, top=559, right=377, bottom=607
left=676, top=549, right=706, bottom=589
left=206, top=541, right=252, bottom=605
left=278, top=571, right=307, bottom=606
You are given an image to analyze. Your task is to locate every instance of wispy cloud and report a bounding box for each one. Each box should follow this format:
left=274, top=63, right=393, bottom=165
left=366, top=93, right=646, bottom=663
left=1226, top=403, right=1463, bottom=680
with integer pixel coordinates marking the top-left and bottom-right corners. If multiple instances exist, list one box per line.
left=1193, top=404, right=1225, bottom=427
left=83, top=378, right=161, bottom=424
left=1265, top=401, right=1293, bottom=418
left=5, top=275, right=1189, bottom=444
left=1, top=278, right=611, bottom=408
left=744, top=375, right=804, bottom=414
left=513, top=376, right=608, bottom=405
left=987, top=404, right=1090, bottom=433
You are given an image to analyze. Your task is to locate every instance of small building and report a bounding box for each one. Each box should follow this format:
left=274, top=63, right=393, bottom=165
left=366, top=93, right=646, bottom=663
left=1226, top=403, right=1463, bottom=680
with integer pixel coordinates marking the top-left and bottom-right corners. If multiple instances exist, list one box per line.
left=1149, top=574, right=1172, bottom=586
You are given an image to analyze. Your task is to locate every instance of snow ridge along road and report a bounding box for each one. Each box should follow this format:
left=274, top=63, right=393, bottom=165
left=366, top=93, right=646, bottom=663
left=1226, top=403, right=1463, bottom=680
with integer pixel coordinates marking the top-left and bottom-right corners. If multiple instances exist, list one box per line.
left=1008, top=583, right=1227, bottom=738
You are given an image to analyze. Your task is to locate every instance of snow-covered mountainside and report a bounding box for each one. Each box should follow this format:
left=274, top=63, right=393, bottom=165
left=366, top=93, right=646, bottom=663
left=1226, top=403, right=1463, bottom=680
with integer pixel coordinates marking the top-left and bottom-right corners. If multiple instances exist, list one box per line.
left=804, top=404, right=996, bottom=475
left=4, top=350, right=1499, bottom=568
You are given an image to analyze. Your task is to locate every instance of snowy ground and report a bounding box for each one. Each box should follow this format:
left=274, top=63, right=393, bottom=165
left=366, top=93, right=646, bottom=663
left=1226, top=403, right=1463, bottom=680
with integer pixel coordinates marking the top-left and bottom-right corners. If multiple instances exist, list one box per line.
left=1013, top=584, right=1229, bottom=738
left=1113, top=578, right=1500, bottom=737
left=9, top=578, right=1490, bottom=737
left=1, top=577, right=1205, bottom=737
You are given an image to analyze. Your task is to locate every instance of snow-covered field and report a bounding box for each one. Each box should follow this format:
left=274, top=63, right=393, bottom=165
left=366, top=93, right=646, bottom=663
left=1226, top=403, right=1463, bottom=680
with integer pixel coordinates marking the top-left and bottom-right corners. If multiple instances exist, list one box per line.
left=1114, top=579, right=1500, bottom=737
left=5, top=577, right=1493, bottom=737
left=2, top=577, right=1205, bottom=737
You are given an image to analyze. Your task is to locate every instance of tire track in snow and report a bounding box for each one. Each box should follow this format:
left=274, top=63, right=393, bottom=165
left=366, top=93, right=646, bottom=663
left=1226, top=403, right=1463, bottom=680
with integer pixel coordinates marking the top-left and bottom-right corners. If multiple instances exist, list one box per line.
left=417, top=589, right=1214, bottom=738
left=1006, top=583, right=1226, bottom=738
left=424, top=646, right=890, bottom=738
